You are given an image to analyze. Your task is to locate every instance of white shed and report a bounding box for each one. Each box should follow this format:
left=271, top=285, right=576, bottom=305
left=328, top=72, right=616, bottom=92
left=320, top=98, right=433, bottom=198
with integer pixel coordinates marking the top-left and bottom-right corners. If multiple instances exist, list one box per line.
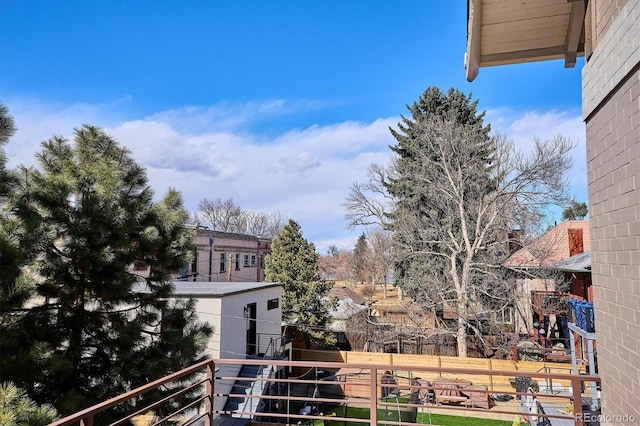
left=170, top=281, right=282, bottom=359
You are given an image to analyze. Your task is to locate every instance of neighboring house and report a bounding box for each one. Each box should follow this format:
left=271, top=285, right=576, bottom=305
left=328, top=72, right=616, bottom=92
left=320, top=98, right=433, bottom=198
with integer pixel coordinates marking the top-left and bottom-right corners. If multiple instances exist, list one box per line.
left=329, top=285, right=367, bottom=306
left=549, top=250, right=592, bottom=302
left=504, top=220, right=590, bottom=335
left=327, top=287, right=368, bottom=350
left=465, top=0, right=639, bottom=418
left=183, top=228, right=272, bottom=283
left=132, top=227, right=272, bottom=282
left=504, top=220, right=591, bottom=268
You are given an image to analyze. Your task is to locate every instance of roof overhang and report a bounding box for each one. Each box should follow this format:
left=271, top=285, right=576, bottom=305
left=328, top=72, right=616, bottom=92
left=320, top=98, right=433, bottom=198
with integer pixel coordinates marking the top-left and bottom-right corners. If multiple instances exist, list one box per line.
left=465, top=0, right=586, bottom=81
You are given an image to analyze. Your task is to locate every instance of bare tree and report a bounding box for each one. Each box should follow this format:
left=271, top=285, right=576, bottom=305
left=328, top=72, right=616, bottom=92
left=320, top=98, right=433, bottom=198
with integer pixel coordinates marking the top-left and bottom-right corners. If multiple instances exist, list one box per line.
left=346, top=120, right=574, bottom=356
left=389, top=115, right=574, bottom=356
left=245, top=210, right=284, bottom=238
left=365, top=229, right=393, bottom=297
left=197, top=197, right=283, bottom=238
left=343, top=162, right=396, bottom=230
left=198, top=197, right=247, bottom=232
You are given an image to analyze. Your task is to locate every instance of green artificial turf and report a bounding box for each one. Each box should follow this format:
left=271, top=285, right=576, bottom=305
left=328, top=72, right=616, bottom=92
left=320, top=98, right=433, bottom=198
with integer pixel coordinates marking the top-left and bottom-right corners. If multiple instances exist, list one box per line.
left=314, top=405, right=526, bottom=426
left=416, top=412, right=526, bottom=425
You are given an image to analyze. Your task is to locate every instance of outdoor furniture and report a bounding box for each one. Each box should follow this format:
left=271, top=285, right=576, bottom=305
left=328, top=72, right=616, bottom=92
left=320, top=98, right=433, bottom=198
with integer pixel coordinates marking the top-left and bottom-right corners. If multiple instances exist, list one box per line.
left=461, top=385, right=492, bottom=409
left=432, top=379, right=471, bottom=405
left=415, top=379, right=435, bottom=405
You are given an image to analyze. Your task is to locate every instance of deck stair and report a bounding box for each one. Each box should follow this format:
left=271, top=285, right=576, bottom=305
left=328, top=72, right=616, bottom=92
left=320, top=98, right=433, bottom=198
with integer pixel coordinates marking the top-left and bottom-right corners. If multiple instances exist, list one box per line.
left=223, top=357, right=275, bottom=419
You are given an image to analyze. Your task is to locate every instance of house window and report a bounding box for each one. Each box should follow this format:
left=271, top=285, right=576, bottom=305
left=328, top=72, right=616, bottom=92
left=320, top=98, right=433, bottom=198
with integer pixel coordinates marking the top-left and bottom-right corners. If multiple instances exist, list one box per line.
left=220, top=253, right=226, bottom=273
left=191, top=250, right=198, bottom=275
left=495, top=307, right=514, bottom=324
left=251, top=255, right=256, bottom=267
left=235, top=254, right=240, bottom=270
left=244, top=254, right=250, bottom=267
left=267, top=298, right=279, bottom=310
left=180, top=262, right=190, bottom=279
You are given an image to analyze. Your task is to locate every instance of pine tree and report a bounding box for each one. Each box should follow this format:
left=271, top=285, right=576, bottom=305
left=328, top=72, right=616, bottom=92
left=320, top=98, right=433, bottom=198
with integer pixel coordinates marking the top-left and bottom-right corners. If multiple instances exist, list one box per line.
left=5, top=125, right=211, bottom=417
left=0, top=382, right=58, bottom=426
left=0, top=103, right=40, bottom=390
left=352, top=233, right=369, bottom=284
left=562, top=200, right=588, bottom=220
left=264, top=219, right=335, bottom=348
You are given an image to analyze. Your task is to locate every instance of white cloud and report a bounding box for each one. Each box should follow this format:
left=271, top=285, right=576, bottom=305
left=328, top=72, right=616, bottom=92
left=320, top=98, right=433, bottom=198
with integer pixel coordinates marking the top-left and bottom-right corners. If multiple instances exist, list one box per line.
left=3, top=98, right=588, bottom=253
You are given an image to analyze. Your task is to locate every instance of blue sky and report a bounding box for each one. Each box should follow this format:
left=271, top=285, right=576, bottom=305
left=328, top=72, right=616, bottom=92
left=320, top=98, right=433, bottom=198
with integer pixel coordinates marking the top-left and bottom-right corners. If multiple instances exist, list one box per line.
left=1, top=1, right=587, bottom=252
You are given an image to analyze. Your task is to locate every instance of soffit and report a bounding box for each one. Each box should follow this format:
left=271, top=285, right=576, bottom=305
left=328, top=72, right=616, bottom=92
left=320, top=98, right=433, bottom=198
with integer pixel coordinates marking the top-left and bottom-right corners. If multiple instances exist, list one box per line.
left=465, top=0, right=586, bottom=81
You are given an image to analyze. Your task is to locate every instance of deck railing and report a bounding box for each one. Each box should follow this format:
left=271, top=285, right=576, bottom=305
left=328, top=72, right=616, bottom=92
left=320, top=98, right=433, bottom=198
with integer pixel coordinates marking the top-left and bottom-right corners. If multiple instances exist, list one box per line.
left=49, top=357, right=600, bottom=426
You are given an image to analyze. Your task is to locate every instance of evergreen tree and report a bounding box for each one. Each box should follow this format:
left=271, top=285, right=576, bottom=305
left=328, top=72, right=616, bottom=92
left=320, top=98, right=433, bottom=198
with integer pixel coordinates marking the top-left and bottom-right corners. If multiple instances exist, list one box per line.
left=383, top=87, right=573, bottom=356
left=0, top=382, right=58, bottom=426
left=385, top=88, right=496, bottom=342
left=352, top=233, right=369, bottom=284
left=0, top=102, right=16, bottom=196
left=264, top=219, right=335, bottom=347
left=562, top=200, right=588, bottom=220
left=5, top=125, right=211, bottom=417
left=0, top=103, right=41, bottom=390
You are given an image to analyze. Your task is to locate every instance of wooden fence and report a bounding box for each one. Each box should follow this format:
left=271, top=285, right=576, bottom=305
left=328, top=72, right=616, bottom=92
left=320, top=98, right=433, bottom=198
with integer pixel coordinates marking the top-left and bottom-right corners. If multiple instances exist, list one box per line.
left=295, top=349, right=585, bottom=394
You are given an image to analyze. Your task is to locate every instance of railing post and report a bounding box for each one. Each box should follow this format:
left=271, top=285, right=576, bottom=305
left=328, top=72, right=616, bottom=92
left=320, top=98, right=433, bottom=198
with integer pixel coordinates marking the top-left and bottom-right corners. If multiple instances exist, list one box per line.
left=80, top=416, right=93, bottom=426
left=573, top=376, right=583, bottom=426
left=370, top=367, right=378, bottom=426
left=205, top=360, right=215, bottom=426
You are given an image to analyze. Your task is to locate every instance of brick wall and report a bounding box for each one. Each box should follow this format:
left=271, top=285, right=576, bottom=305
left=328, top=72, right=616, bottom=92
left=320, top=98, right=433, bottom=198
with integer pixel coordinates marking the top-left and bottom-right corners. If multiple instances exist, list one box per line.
left=594, top=0, right=626, bottom=43
left=583, top=1, right=640, bottom=423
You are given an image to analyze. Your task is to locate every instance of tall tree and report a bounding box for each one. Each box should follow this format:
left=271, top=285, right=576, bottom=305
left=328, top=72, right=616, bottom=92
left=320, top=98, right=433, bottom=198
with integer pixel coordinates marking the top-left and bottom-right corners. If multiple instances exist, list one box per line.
left=389, top=88, right=573, bottom=356
left=197, top=197, right=283, bottom=237
left=245, top=210, right=284, bottom=237
left=198, top=197, right=247, bottom=232
left=347, top=87, right=574, bottom=357
left=264, top=219, right=335, bottom=347
left=365, top=229, right=392, bottom=297
left=0, top=102, right=20, bottom=300
left=352, top=233, right=369, bottom=285
left=0, top=103, right=41, bottom=391
left=0, top=102, right=16, bottom=196
left=6, top=126, right=212, bottom=417
left=318, top=245, right=339, bottom=280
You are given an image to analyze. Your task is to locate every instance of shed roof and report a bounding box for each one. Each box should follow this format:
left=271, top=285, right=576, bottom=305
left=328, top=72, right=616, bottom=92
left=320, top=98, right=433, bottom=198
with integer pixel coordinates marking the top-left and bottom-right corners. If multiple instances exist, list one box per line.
left=548, top=251, right=591, bottom=273
left=134, top=281, right=281, bottom=298
left=329, top=298, right=368, bottom=321
left=329, top=285, right=366, bottom=305
left=465, top=0, right=586, bottom=81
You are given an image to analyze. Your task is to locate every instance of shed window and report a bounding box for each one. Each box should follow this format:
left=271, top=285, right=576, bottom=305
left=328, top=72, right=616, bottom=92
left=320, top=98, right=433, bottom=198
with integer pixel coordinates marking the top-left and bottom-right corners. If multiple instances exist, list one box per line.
left=267, top=298, right=279, bottom=310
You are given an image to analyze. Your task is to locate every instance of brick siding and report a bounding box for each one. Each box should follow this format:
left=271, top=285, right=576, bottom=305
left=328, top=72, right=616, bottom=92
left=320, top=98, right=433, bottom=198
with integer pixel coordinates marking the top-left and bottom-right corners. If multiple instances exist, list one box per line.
left=584, top=0, right=640, bottom=421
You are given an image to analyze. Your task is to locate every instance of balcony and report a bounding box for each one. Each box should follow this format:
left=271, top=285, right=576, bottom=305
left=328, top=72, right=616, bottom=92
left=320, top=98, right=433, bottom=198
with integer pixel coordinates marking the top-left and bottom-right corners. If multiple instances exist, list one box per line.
left=49, top=357, right=600, bottom=426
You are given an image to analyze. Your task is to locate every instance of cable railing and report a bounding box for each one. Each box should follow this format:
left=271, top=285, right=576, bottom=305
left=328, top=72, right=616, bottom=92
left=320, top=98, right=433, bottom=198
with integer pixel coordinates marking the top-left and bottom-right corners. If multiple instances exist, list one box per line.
left=48, top=357, right=600, bottom=426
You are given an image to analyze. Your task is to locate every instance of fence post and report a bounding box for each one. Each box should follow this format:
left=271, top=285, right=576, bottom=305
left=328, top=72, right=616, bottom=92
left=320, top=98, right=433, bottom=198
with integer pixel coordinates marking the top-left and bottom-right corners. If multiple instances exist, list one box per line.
left=205, top=360, right=215, bottom=426
left=370, top=367, right=378, bottom=426
left=489, top=359, right=494, bottom=393
left=80, top=417, right=93, bottom=426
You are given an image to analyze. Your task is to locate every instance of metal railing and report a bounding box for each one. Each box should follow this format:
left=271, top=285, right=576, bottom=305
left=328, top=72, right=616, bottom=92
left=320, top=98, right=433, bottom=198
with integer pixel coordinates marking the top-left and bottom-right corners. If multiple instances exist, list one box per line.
left=49, top=358, right=600, bottom=426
